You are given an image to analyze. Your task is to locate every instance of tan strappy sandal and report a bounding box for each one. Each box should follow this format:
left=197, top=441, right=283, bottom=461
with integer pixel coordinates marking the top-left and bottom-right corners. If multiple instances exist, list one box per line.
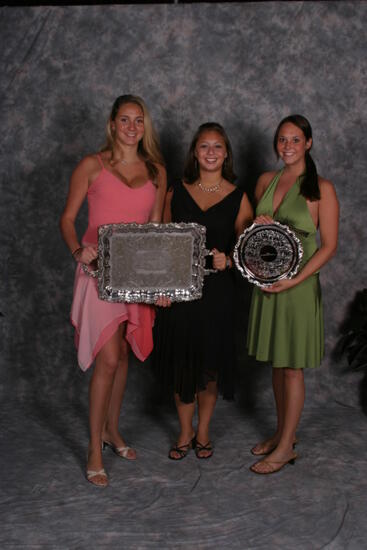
left=86, top=468, right=108, bottom=487
left=250, top=453, right=298, bottom=475
left=103, top=440, right=137, bottom=460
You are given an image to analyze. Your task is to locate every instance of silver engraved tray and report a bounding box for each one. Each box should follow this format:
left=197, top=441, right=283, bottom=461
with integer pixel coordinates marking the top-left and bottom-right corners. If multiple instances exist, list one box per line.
left=233, top=221, right=303, bottom=286
left=83, top=222, right=213, bottom=303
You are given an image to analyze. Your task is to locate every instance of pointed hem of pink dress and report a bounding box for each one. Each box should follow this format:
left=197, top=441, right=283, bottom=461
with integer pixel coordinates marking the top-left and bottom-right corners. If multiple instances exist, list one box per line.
left=70, top=266, right=154, bottom=371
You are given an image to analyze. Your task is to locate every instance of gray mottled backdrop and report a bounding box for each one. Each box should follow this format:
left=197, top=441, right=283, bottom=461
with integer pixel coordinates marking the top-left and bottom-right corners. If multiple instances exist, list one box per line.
left=1, top=1, right=367, bottom=410
left=2, top=4, right=367, bottom=549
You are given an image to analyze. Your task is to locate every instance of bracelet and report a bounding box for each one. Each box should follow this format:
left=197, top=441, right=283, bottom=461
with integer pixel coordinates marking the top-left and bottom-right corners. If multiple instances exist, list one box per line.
left=72, top=247, right=83, bottom=258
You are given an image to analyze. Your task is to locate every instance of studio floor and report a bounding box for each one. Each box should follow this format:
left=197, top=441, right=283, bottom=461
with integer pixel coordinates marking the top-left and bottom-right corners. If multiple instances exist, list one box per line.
left=1, top=390, right=366, bottom=550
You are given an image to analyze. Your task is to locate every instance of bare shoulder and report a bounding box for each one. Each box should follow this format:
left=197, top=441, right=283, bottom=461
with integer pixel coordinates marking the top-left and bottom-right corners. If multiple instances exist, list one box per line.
left=318, top=176, right=338, bottom=199
left=258, top=171, right=277, bottom=188
left=254, top=171, right=277, bottom=202
left=154, top=162, right=167, bottom=176
left=68, top=154, right=102, bottom=194
left=74, top=153, right=100, bottom=174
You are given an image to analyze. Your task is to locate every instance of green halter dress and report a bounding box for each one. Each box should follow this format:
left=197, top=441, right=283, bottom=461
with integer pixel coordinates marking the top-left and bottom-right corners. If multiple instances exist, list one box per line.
left=247, top=170, right=324, bottom=369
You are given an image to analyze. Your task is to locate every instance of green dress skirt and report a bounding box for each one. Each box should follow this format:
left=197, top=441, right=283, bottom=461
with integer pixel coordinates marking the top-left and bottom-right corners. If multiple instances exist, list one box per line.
left=247, top=170, right=324, bottom=369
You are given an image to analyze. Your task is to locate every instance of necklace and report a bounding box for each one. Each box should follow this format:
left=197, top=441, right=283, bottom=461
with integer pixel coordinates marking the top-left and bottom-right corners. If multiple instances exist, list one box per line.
left=109, top=156, right=139, bottom=166
left=197, top=177, right=222, bottom=193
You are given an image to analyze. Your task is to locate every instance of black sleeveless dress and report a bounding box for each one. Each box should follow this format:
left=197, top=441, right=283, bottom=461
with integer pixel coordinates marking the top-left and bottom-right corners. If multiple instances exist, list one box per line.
left=153, top=182, right=244, bottom=403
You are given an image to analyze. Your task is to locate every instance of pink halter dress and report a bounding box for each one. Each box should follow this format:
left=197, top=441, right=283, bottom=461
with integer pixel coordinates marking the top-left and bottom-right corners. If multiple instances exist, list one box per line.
left=70, top=154, right=157, bottom=371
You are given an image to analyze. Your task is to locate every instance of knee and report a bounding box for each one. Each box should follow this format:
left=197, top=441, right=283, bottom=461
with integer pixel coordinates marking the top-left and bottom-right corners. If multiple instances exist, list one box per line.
left=97, top=355, right=120, bottom=377
left=207, top=380, right=218, bottom=396
left=283, top=368, right=303, bottom=380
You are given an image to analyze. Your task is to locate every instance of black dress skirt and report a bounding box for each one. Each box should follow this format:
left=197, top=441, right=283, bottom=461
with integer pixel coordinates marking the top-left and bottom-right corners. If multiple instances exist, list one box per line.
left=153, top=182, right=244, bottom=403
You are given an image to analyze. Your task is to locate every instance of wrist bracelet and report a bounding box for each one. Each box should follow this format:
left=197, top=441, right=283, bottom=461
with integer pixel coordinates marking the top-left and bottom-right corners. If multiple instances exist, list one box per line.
left=72, top=247, right=83, bottom=258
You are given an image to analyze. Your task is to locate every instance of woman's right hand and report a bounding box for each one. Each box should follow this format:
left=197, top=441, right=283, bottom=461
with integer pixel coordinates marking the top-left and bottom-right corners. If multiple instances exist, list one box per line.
left=155, top=295, right=172, bottom=308
left=73, top=245, right=98, bottom=264
left=253, top=215, right=274, bottom=225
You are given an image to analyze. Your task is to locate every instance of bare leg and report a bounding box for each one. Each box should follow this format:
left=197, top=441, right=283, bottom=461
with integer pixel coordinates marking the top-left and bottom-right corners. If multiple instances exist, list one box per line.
left=169, top=393, right=196, bottom=459
left=87, top=325, right=123, bottom=483
left=196, top=381, right=218, bottom=457
left=251, top=368, right=304, bottom=473
left=102, top=327, right=136, bottom=459
left=273, top=367, right=286, bottom=435
left=275, top=368, right=304, bottom=454
left=251, top=368, right=285, bottom=454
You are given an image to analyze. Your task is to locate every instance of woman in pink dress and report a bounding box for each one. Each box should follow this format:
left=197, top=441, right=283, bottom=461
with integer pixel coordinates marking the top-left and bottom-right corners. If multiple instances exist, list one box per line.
left=60, top=95, right=167, bottom=487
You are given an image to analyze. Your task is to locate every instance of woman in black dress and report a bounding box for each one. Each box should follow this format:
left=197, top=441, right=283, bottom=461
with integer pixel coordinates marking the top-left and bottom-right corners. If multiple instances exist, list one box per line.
left=154, top=123, right=253, bottom=459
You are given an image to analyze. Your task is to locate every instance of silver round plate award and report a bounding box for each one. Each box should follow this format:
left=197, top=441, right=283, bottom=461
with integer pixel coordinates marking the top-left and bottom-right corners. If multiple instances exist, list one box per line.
left=233, top=222, right=303, bottom=287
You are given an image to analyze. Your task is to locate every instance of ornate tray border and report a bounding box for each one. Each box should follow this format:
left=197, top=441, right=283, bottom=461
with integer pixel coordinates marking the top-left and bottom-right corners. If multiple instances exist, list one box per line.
left=83, top=222, right=212, bottom=303
left=233, top=221, right=304, bottom=287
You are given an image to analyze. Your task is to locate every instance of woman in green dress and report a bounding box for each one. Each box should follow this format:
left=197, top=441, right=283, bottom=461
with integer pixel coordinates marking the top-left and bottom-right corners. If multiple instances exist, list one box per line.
left=247, top=114, right=339, bottom=474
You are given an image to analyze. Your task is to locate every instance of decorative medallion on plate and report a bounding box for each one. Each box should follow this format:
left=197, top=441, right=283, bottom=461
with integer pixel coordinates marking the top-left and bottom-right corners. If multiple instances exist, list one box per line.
left=233, top=222, right=303, bottom=286
left=82, top=222, right=215, bottom=303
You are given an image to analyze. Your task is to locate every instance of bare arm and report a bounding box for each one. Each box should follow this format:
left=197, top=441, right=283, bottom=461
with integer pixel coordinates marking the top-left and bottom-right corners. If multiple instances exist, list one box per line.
left=253, top=172, right=277, bottom=224
left=263, top=178, right=339, bottom=293
left=162, top=187, right=173, bottom=223
left=59, top=155, right=99, bottom=264
left=235, top=192, right=254, bottom=236
left=213, top=191, right=254, bottom=270
left=149, top=164, right=167, bottom=223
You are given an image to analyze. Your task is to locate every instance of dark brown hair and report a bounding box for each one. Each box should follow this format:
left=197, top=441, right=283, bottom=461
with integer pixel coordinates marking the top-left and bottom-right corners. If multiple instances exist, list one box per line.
left=183, top=122, right=237, bottom=184
left=273, top=114, right=320, bottom=201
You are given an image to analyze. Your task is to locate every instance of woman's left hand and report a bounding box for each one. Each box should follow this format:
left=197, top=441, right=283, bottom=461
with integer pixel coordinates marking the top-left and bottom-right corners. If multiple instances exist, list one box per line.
left=261, top=278, right=297, bottom=293
left=211, top=248, right=227, bottom=271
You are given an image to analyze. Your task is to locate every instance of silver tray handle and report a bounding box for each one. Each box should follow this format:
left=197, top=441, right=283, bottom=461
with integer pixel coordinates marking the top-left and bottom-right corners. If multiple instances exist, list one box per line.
left=203, top=249, right=218, bottom=275
left=82, top=263, right=98, bottom=278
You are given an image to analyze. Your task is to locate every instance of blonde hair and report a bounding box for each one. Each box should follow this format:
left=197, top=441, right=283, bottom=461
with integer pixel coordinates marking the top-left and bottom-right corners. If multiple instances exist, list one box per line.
left=101, top=94, right=164, bottom=182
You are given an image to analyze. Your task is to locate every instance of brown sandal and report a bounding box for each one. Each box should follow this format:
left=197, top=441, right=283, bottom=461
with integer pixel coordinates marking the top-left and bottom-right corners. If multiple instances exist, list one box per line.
left=168, top=437, right=196, bottom=460
left=195, top=440, right=213, bottom=459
